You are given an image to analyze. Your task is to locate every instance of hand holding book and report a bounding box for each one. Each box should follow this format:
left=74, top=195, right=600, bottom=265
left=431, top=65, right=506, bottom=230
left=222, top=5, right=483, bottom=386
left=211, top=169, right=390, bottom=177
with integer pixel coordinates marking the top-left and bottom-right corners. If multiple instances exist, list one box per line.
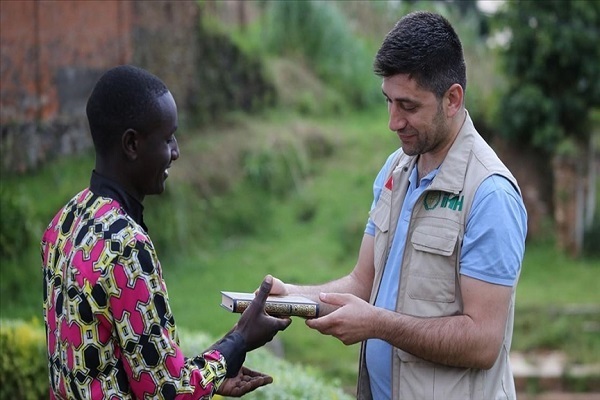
left=233, top=275, right=292, bottom=353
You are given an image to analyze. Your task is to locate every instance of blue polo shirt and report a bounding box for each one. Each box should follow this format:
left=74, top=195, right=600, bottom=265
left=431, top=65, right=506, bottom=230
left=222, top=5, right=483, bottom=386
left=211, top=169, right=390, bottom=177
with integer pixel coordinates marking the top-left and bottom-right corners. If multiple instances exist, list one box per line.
left=364, top=152, right=527, bottom=399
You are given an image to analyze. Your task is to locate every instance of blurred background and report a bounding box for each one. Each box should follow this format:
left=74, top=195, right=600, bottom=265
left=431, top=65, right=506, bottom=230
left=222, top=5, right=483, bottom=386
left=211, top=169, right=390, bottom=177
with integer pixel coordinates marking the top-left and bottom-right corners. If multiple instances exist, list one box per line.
left=1, top=1, right=598, bottom=399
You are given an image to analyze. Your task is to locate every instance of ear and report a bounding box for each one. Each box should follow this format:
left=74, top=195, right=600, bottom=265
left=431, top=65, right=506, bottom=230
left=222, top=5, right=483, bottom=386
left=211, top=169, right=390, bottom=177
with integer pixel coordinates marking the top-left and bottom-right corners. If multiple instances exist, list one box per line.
left=444, top=83, right=464, bottom=118
left=122, top=129, right=140, bottom=161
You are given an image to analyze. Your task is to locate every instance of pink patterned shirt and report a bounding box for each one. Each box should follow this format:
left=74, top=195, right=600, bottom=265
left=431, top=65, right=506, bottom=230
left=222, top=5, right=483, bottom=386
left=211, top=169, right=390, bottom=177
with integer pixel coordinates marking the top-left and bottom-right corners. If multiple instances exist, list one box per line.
left=42, top=177, right=244, bottom=399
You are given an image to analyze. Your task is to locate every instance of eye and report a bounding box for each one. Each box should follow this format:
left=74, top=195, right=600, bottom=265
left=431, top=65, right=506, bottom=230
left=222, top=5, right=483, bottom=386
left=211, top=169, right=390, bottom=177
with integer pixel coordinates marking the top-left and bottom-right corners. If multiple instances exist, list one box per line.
left=401, top=102, right=418, bottom=112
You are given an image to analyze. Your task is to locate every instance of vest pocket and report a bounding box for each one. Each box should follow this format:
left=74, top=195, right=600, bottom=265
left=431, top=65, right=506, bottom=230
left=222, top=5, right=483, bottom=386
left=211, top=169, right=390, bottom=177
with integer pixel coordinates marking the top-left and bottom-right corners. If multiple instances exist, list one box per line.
left=396, top=349, right=472, bottom=400
left=410, top=225, right=457, bottom=256
left=406, top=223, right=459, bottom=304
left=370, top=189, right=391, bottom=234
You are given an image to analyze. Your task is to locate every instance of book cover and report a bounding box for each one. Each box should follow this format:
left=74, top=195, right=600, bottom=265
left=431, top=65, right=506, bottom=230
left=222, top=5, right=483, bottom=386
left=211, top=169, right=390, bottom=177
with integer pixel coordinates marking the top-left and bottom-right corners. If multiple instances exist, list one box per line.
left=220, top=291, right=319, bottom=318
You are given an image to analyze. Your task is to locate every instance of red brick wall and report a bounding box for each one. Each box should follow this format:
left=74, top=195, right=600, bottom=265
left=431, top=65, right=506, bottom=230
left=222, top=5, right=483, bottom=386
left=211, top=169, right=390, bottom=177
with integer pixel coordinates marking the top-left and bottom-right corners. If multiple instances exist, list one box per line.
left=1, top=0, right=132, bottom=124
left=0, top=0, right=200, bottom=172
left=1, top=1, right=38, bottom=122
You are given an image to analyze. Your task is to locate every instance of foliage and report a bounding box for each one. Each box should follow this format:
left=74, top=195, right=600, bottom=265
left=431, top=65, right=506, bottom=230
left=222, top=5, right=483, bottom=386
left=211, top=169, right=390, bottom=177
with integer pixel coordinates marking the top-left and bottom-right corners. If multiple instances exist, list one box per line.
left=212, top=1, right=502, bottom=126
left=0, top=319, right=47, bottom=400
left=249, top=0, right=381, bottom=110
left=148, top=117, right=334, bottom=250
left=187, top=17, right=276, bottom=127
left=179, top=329, right=353, bottom=400
left=0, top=186, right=33, bottom=259
left=494, top=0, right=600, bottom=153
left=444, top=6, right=504, bottom=134
left=337, top=0, right=503, bottom=135
left=513, top=306, right=600, bottom=366
left=242, top=136, right=311, bottom=198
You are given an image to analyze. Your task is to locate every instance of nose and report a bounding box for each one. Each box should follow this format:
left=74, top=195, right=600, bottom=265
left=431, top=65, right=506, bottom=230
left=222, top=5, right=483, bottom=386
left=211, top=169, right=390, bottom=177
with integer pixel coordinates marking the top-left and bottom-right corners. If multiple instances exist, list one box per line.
left=388, top=103, right=408, bottom=132
left=171, top=136, right=180, bottom=161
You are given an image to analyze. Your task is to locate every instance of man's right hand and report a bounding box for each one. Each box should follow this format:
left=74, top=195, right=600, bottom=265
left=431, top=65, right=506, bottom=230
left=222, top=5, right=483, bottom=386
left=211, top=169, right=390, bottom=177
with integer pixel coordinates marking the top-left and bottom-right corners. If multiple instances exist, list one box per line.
left=235, top=275, right=291, bottom=352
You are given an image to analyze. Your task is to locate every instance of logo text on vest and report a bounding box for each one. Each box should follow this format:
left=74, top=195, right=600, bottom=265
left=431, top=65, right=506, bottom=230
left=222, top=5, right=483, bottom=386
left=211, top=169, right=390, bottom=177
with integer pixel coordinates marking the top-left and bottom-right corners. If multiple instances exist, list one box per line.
left=424, top=192, right=464, bottom=211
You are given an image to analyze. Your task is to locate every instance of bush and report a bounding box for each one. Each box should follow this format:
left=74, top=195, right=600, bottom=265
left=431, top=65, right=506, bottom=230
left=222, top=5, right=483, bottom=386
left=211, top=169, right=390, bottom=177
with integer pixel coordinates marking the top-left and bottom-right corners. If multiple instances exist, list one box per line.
left=0, top=320, right=352, bottom=400
left=178, top=329, right=353, bottom=400
left=189, top=19, right=276, bottom=127
left=242, top=138, right=310, bottom=199
left=0, top=319, right=48, bottom=400
left=0, top=187, right=33, bottom=260
left=255, top=0, right=381, bottom=110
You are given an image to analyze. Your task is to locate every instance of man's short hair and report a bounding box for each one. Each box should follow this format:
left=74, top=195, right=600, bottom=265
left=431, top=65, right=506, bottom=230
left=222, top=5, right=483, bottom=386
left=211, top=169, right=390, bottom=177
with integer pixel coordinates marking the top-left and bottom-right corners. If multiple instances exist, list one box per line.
left=373, top=11, right=466, bottom=99
left=86, top=65, right=169, bottom=155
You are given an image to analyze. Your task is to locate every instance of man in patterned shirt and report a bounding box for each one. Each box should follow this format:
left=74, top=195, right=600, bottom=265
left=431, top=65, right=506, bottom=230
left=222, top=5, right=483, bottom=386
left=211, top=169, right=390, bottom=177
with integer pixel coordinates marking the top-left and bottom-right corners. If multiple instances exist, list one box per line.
left=41, top=65, right=291, bottom=399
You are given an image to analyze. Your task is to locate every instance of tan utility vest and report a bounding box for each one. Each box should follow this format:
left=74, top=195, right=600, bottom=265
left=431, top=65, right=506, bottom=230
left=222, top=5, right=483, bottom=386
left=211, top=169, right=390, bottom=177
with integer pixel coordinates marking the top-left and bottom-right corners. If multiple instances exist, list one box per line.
left=357, top=113, right=521, bottom=400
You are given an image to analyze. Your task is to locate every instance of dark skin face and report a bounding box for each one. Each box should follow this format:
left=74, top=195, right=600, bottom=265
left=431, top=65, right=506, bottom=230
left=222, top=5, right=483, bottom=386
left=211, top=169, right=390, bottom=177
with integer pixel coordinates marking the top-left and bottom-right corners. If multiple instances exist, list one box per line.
left=95, top=91, right=180, bottom=203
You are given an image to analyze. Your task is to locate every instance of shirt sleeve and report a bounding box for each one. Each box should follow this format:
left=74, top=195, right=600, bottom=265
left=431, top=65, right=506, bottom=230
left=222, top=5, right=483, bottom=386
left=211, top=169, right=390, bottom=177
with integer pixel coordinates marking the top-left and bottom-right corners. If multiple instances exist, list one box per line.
left=105, top=238, right=246, bottom=399
left=460, top=175, right=528, bottom=286
left=210, top=331, right=246, bottom=378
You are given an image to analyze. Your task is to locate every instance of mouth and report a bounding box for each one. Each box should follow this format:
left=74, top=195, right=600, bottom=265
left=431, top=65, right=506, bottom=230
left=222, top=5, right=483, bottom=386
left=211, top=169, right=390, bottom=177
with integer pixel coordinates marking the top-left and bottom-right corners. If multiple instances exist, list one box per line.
left=398, top=133, right=415, bottom=141
left=397, top=129, right=417, bottom=139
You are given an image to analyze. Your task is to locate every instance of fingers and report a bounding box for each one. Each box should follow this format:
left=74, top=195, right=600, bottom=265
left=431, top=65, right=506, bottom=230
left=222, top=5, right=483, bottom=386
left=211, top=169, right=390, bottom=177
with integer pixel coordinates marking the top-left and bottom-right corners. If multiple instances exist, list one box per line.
left=253, top=275, right=273, bottom=305
left=236, top=276, right=292, bottom=351
left=240, top=366, right=272, bottom=381
left=254, top=276, right=287, bottom=296
left=270, top=277, right=287, bottom=295
left=234, top=367, right=273, bottom=395
left=277, top=316, right=292, bottom=330
left=305, top=315, right=324, bottom=331
left=218, top=372, right=273, bottom=397
left=319, top=292, right=351, bottom=306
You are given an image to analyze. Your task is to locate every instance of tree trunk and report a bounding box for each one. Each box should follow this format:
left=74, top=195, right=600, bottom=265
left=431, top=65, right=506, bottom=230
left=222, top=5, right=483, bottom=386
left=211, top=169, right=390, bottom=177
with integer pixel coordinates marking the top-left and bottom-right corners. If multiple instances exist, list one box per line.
left=584, top=134, right=598, bottom=230
left=552, top=142, right=591, bottom=257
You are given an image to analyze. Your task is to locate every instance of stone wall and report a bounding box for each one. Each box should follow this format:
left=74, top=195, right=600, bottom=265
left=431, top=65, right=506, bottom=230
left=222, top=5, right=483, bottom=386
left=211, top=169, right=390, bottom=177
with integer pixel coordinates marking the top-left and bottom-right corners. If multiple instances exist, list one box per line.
left=131, top=1, right=200, bottom=115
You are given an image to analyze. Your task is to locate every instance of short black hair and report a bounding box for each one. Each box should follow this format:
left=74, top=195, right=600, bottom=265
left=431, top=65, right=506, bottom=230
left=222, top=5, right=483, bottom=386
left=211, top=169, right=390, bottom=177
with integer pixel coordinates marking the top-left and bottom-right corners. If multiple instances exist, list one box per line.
left=373, top=11, right=466, bottom=99
left=86, top=65, right=169, bottom=156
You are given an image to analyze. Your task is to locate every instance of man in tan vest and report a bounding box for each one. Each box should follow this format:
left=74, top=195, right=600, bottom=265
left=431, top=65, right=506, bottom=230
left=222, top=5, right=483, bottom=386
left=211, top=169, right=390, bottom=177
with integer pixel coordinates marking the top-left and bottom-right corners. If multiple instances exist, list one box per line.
left=269, top=11, right=527, bottom=400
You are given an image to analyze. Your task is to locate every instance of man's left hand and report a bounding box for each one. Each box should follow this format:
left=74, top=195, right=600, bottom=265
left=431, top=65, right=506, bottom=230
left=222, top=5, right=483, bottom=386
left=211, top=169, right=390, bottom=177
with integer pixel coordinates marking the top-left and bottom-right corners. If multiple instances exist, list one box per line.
left=306, top=292, right=376, bottom=345
left=216, top=366, right=273, bottom=397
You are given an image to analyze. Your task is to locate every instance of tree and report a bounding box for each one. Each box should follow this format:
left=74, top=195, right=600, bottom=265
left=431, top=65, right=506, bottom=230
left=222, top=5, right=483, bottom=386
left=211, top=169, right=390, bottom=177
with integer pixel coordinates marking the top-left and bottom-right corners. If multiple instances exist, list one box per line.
left=496, top=0, right=600, bottom=256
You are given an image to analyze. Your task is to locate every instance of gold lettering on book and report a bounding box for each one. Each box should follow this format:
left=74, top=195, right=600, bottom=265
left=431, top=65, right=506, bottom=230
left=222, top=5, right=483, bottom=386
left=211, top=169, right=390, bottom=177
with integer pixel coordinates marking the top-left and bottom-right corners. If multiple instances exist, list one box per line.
left=234, top=301, right=317, bottom=318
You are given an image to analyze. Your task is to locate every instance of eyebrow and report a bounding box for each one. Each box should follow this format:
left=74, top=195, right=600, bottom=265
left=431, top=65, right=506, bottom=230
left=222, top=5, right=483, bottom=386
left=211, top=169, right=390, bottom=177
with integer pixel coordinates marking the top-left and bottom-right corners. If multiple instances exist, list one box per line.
left=381, top=89, right=420, bottom=105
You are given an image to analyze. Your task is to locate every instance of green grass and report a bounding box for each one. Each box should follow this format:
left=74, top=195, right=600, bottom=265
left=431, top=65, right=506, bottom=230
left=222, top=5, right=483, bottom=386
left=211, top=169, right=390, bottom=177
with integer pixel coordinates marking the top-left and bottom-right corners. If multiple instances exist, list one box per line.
left=518, top=244, right=600, bottom=306
left=1, top=107, right=599, bottom=392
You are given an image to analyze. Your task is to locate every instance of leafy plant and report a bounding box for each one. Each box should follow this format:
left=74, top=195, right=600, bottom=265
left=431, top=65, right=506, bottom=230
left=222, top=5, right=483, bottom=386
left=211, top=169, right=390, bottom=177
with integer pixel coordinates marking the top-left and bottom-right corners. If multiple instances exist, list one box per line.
left=0, top=319, right=48, bottom=400
left=253, top=1, right=381, bottom=109
left=178, top=329, right=353, bottom=400
left=495, top=0, right=600, bottom=152
left=0, top=187, right=32, bottom=259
